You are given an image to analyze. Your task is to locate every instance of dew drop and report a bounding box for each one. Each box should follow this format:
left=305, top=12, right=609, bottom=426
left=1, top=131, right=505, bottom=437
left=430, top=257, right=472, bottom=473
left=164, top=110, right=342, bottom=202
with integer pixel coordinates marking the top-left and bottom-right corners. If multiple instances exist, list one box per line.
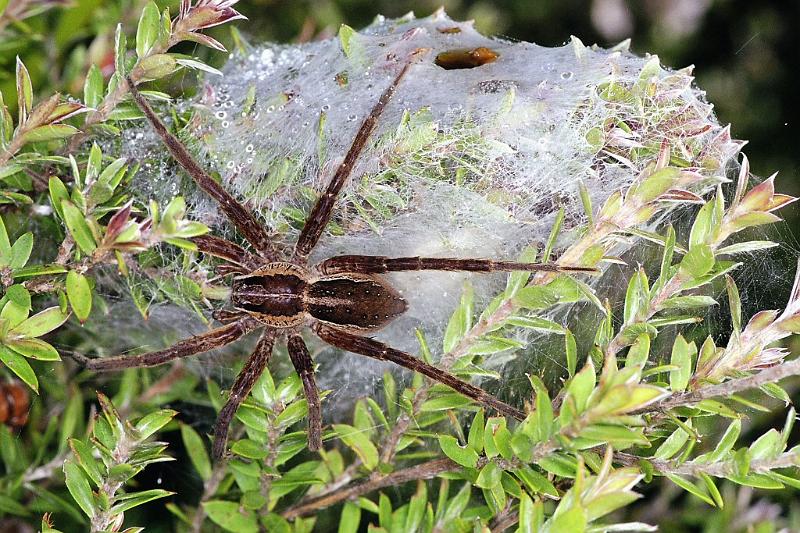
left=245, top=144, right=254, bottom=153
left=215, top=111, right=227, bottom=119
left=561, top=71, right=574, bottom=80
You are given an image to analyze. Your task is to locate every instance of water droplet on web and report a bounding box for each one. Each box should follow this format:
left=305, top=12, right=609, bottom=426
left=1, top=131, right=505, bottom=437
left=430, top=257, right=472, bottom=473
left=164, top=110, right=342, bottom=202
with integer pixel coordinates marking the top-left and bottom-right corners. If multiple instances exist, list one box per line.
left=348, top=114, right=357, bottom=121
left=322, top=104, right=330, bottom=111
left=226, top=161, right=236, bottom=169
left=561, top=71, right=574, bottom=80
left=267, top=105, right=275, bottom=113
left=245, top=144, right=254, bottom=153
left=216, top=111, right=227, bottom=119
left=221, top=121, right=230, bottom=128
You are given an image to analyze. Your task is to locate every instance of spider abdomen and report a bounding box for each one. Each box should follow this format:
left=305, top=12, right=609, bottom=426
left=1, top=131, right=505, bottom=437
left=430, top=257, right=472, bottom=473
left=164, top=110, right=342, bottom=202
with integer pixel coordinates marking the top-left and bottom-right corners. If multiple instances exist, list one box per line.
left=306, top=274, right=407, bottom=332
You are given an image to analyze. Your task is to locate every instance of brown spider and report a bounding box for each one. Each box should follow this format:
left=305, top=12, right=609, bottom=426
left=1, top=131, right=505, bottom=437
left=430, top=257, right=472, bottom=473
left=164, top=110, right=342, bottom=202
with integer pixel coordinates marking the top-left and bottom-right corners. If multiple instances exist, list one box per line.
left=74, top=52, right=596, bottom=460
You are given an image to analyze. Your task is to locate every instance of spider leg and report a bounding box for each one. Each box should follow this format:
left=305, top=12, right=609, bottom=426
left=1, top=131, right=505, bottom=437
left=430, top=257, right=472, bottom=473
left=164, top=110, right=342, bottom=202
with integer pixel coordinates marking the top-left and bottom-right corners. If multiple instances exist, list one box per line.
left=293, top=52, right=422, bottom=261
left=126, top=77, right=276, bottom=259
left=287, top=334, right=323, bottom=451
left=213, top=329, right=276, bottom=459
left=193, top=234, right=259, bottom=268
left=71, top=318, right=257, bottom=371
left=318, top=255, right=597, bottom=276
left=312, top=322, right=525, bottom=421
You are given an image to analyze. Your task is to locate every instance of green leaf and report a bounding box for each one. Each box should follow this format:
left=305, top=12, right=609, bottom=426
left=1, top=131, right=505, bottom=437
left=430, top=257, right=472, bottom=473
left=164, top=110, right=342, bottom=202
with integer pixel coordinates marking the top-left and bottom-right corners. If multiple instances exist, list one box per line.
left=565, top=330, right=577, bottom=377
left=549, top=504, right=587, bottom=533
left=338, top=501, right=361, bottom=533
left=680, top=244, right=714, bottom=278
left=84, top=64, right=104, bottom=109
left=114, top=23, right=127, bottom=75
left=48, top=176, right=69, bottom=220
left=21, top=125, right=79, bottom=144
left=63, top=460, right=96, bottom=518
left=68, top=439, right=103, bottom=486
left=669, top=335, right=694, bottom=392
left=203, top=501, right=258, bottom=533
left=665, top=474, right=715, bottom=506
left=468, top=409, right=485, bottom=452
left=699, top=419, right=741, bottom=464
left=443, top=285, right=473, bottom=353
left=231, top=439, right=269, bottom=460
left=474, top=461, right=502, bottom=489
left=16, top=57, right=33, bottom=120
left=10, top=306, right=69, bottom=337
left=338, top=24, right=356, bottom=57
left=66, top=271, right=92, bottom=324
left=111, top=489, right=174, bottom=514
left=438, top=435, right=478, bottom=468
left=8, top=232, right=32, bottom=269
left=61, top=201, right=97, bottom=253
left=333, top=424, right=379, bottom=470
left=13, top=263, right=68, bottom=279
left=134, top=408, right=177, bottom=438
left=0, top=493, right=30, bottom=516
left=7, top=338, right=61, bottom=360
left=566, top=359, right=596, bottom=414
left=654, top=424, right=691, bottom=461
left=180, top=423, right=212, bottom=481
left=176, top=58, right=224, bottom=76
left=138, top=53, right=178, bottom=80
left=0, top=346, right=38, bottom=392
left=136, top=1, right=160, bottom=58
left=0, top=215, right=11, bottom=256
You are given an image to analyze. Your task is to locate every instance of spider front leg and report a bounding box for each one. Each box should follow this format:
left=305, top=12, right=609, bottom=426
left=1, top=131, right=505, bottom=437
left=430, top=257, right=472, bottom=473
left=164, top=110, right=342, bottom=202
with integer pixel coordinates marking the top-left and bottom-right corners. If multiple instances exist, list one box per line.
left=193, top=234, right=259, bottom=268
left=213, top=329, right=276, bottom=460
left=317, top=255, right=598, bottom=275
left=293, top=52, right=422, bottom=261
left=312, top=322, right=525, bottom=421
left=71, top=317, right=257, bottom=371
left=126, top=77, right=277, bottom=259
left=287, top=334, right=323, bottom=451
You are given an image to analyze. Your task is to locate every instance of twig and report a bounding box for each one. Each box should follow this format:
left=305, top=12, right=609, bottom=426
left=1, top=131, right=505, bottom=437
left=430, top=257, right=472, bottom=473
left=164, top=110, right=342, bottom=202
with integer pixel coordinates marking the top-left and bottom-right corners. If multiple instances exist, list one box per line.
left=191, top=452, right=231, bottom=533
left=282, top=457, right=461, bottom=519
left=637, top=358, right=800, bottom=414
left=615, top=450, right=800, bottom=477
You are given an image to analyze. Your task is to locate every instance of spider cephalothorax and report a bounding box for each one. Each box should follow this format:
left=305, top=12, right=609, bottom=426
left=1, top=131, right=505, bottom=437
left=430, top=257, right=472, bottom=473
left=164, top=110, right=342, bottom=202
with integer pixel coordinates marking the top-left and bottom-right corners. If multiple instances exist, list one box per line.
left=231, top=264, right=406, bottom=331
left=74, top=49, right=596, bottom=460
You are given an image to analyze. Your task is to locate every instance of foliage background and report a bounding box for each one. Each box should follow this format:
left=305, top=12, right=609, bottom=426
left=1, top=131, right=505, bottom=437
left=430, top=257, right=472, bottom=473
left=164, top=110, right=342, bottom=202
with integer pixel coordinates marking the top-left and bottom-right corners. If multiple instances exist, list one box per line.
left=1, top=0, right=800, bottom=532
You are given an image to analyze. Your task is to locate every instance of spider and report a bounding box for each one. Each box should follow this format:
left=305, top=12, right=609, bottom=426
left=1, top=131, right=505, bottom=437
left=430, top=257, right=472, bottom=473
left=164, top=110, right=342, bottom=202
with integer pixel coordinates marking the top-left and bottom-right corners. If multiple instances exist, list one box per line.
left=74, top=51, right=596, bottom=460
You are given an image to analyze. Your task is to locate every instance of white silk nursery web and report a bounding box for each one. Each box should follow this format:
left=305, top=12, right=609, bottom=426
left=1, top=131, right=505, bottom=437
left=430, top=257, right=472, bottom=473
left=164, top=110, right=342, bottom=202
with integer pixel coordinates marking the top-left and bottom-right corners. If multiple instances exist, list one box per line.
left=121, top=10, right=743, bottom=408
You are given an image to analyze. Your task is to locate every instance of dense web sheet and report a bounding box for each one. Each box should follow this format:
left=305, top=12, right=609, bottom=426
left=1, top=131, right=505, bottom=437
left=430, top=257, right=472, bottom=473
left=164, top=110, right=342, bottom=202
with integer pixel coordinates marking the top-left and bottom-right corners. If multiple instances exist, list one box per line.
left=117, top=10, right=746, bottom=408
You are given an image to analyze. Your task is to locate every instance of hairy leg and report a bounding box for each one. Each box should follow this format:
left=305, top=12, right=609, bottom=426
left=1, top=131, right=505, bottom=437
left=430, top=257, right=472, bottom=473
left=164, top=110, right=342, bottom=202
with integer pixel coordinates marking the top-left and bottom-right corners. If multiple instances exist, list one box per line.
left=293, top=51, right=423, bottom=261
left=126, top=77, right=276, bottom=259
left=213, top=330, right=276, bottom=459
left=313, top=322, right=525, bottom=421
left=193, top=234, right=259, bottom=268
left=71, top=318, right=257, bottom=371
left=317, top=255, right=597, bottom=276
left=287, top=334, right=323, bottom=451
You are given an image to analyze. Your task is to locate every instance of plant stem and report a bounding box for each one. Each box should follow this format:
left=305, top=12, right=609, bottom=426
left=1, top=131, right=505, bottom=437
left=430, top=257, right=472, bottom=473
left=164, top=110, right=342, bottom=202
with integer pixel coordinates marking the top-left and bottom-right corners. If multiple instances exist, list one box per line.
left=638, top=357, right=800, bottom=414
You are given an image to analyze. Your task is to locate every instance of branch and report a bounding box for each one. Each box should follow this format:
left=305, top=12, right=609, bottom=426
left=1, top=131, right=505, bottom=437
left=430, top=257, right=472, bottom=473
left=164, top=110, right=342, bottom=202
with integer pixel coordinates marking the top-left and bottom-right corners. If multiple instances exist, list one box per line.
left=615, top=451, right=800, bottom=477
left=638, top=358, right=800, bottom=414
left=282, top=458, right=460, bottom=519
